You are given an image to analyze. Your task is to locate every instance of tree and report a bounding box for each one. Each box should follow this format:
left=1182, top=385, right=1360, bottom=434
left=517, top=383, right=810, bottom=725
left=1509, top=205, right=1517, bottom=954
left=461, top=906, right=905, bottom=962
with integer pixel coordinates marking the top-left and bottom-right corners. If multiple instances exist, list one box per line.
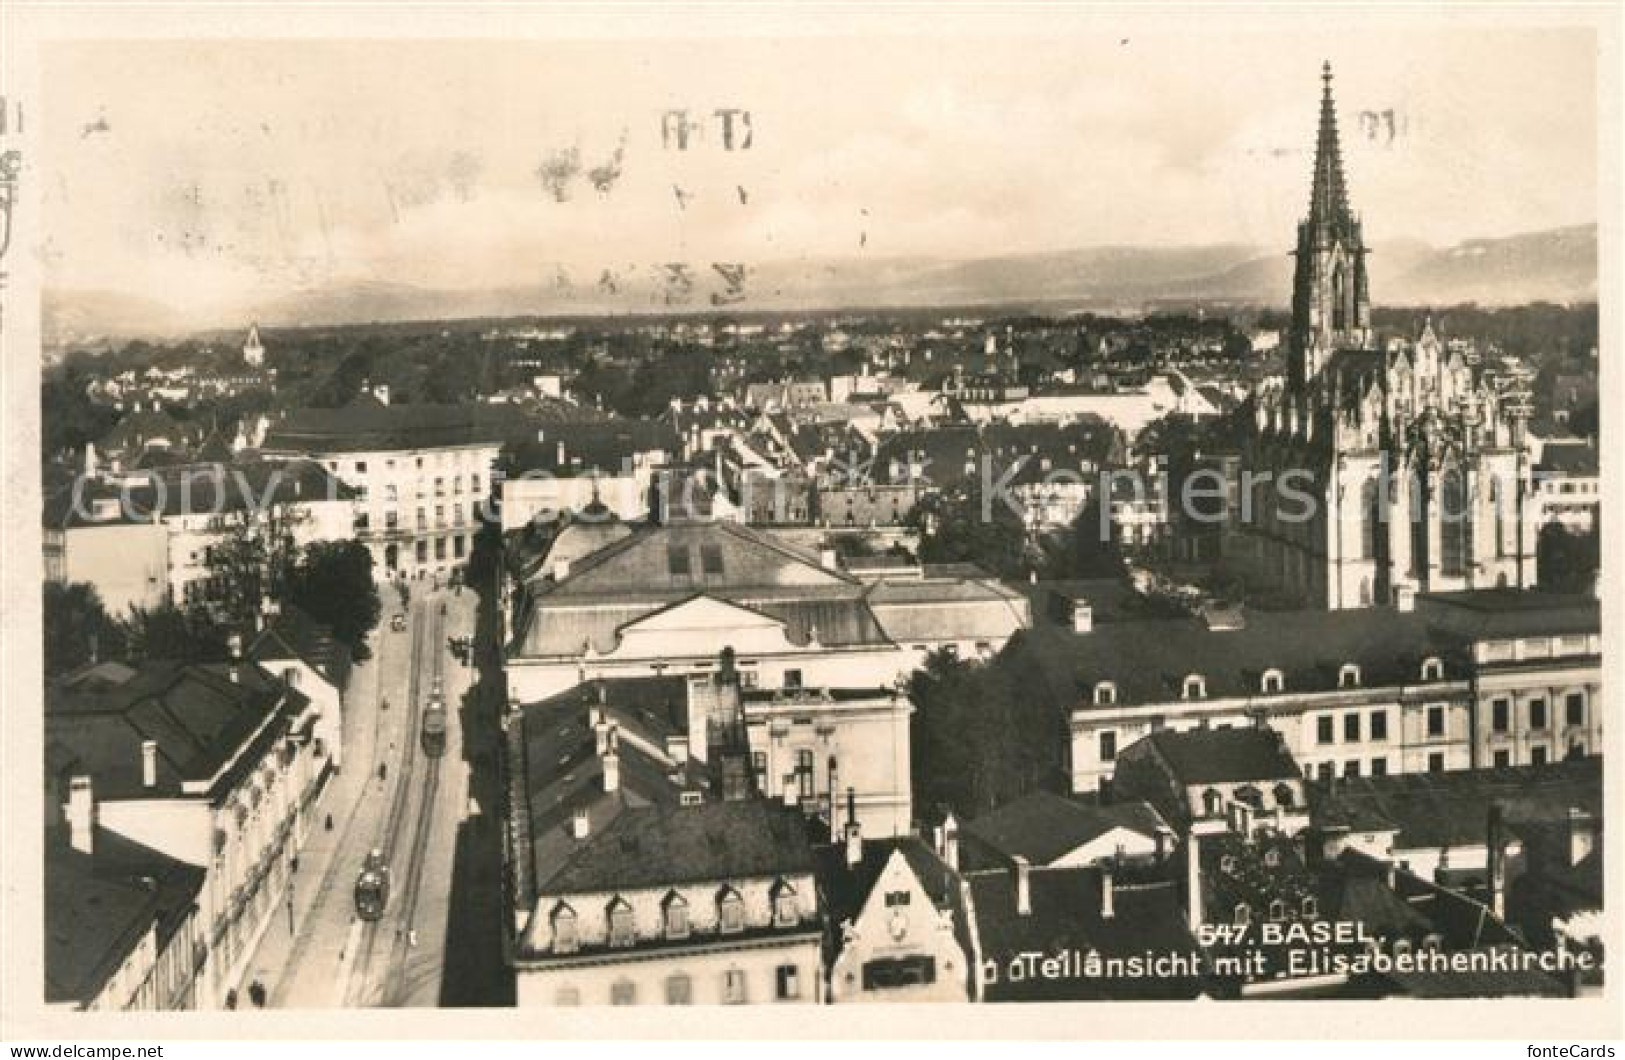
left=43, top=582, right=125, bottom=676
left=200, top=501, right=307, bottom=632
left=121, top=603, right=229, bottom=663
left=283, top=540, right=381, bottom=661
left=1537, top=521, right=1600, bottom=594
left=909, top=480, right=1035, bottom=581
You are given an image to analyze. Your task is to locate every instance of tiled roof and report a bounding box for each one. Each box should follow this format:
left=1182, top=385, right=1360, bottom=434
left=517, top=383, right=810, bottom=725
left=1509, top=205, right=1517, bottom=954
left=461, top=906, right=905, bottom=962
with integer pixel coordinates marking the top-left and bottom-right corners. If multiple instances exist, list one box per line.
left=961, top=792, right=1169, bottom=867
left=1012, top=607, right=1460, bottom=709
left=1418, top=589, right=1599, bottom=640
left=263, top=402, right=549, bottom=454
left=1310, top=758, right=1602, bottom=853
left=248, top=603, right=352, bottom=690
left=42, top=460, right=353, bottom=530
left=541, top=798, right=817, bottom=894
left=1138, top=727, right=1302, bottom=787
left=967, top=865, right=1202, bottom=1001
left=1535, top=441, right=1599, bottom=476
left=45, top=828, right=206, bottom=1006
left=504, top=420, right=678, bottom=476
left=46, top=660, right=306, bottom=800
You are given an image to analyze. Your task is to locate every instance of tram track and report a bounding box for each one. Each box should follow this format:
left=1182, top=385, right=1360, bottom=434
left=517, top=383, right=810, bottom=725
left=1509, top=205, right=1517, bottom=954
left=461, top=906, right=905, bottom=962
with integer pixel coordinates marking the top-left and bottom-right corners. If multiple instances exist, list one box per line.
left=271, top=592, right=415, bottom=1006
left=346, top=593, right=445, bottom=1006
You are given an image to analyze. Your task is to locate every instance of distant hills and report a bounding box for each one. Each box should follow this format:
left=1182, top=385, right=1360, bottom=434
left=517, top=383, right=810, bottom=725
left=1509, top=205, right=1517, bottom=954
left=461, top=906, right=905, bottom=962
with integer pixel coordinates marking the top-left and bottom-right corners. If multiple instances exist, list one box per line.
left=44, top=223, right=1597, bottom=343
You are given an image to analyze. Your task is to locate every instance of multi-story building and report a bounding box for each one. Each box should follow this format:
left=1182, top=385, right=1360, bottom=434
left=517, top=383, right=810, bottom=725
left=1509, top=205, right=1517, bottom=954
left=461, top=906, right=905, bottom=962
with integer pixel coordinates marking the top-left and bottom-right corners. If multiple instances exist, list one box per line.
left=1533, top=439, right=1600, bottom=535
left=1231, top=65, right=1539, bottom=609
left=1033, top=586, right=1600, bottom=795
left=45, top=656, right=325, bottom=1009
left=505, top=517, right=1030, bottom=702
left=43, top=460, right=354, bottom=618
left=505, top=687, right=824, bottom=1006
left=261, top=402, right=542, bottom=581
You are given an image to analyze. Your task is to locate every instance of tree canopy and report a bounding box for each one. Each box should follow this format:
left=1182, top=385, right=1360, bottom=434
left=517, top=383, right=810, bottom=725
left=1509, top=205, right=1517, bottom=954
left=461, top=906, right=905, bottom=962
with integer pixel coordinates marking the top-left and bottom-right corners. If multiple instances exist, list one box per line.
left=283, top=539, right=382, bottom=661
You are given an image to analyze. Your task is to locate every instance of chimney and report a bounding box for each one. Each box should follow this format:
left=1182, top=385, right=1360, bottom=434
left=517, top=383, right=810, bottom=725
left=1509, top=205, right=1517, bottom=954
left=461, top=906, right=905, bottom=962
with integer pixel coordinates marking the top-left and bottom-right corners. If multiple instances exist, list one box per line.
left=553, top=558, right=571, bottom=582
left=228, top=630, right=243, bottom=683
left=819, top=548, right=840, bottom=572
left=1487, top=803, right=1506, bottom=920
left=141, top=740, right=158, bottom=789
left=943, top=812, right=960, bottom=871
left=591, top=707, right=609, bottom=756
left=570, top=807, right=590, bottom=840
left=1566, top=806, right=1595, bottom=868
left=1100, top=863, right=1115, bottom=919
left=1395, top=585, right=1417, bottom=613
left=665, top=734, right=689, bottom=765
left=602, top=728, right=621, bottom=793
left=1185, top=831, right=1203, bottom=927
left=827, top=758, right=842, bottom=843
left=67, top=775, right=96, bottom=856
left=1013, top=855, right=1032, bottom=916
left=843, top=787, right=862, bottom=868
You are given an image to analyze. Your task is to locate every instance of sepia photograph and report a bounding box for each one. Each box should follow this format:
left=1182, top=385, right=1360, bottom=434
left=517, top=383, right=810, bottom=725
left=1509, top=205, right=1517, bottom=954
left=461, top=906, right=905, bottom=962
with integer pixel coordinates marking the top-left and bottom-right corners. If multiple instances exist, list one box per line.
left=0, top=2, right=1618, bottom=1046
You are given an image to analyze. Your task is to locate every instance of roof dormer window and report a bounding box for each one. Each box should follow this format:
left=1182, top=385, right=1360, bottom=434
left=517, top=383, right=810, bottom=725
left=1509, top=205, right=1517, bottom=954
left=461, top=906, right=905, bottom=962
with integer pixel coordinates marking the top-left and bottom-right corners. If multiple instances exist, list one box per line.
left=1261, top=669, right=1284, bottom=694
left=1093, top=681, right=1117, bottom=706
left=1420, top=657, right=1444, bottom=682
left=551, top=903, right=579, bottom=955
left=1183, top=674, right=1207, bottom=700
left=1339, top=664, right=1361, bottom=689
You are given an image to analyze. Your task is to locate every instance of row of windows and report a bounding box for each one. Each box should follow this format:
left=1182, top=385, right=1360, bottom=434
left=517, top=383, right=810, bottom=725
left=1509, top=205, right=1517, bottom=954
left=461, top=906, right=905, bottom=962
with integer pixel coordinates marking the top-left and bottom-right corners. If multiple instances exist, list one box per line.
left=340, top=455, right=485, bottom=476
left=551, top=883, right=800, bottom=954
left=1091, top=658, right=1446, bottom=706
left=1315, top=709, right=1390, bottom=745
left=1489, top=692, right=1586, bottom=734
left=557, top=965, right=803, bottom=1006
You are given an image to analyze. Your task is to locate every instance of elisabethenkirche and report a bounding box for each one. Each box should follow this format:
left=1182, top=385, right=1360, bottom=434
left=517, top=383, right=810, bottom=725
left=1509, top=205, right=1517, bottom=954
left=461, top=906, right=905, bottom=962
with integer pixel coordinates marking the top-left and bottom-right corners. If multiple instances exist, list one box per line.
left=1232, top=63, right=1539, bottom=610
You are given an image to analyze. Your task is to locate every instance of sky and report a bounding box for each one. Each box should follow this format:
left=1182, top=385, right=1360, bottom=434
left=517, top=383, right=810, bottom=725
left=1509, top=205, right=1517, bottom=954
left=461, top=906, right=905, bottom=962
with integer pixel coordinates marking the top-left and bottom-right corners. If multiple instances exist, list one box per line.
left=40, top=27, right=1599, bottom=320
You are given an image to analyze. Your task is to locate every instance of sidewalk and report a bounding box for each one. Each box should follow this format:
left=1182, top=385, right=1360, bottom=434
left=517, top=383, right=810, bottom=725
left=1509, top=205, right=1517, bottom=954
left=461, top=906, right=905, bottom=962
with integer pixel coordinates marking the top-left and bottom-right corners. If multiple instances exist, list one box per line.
left=246, top=625, right=384, bottom=1006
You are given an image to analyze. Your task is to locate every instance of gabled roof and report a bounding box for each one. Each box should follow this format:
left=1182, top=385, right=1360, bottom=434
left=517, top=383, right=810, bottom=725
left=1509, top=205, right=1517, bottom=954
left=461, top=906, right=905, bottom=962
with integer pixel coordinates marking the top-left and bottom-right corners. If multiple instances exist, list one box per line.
left=46, top=660, right=306, bottom=801
left=45, top=827, right=206, bottom=1006
left=962, top=791, right=1169, bottom=866
left=1138, top=726, right=1302, bottom=787
left=263, top=402, right=551, bottom=454
left=968, top=865, right=1202, bottom=1001
left=248, top=603, right=352, bottom=691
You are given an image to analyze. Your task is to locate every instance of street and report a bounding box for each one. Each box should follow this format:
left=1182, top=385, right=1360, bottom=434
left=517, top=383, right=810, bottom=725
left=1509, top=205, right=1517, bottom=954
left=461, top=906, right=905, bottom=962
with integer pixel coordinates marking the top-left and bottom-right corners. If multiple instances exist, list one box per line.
left=242, top=580, right=508, bottom=1007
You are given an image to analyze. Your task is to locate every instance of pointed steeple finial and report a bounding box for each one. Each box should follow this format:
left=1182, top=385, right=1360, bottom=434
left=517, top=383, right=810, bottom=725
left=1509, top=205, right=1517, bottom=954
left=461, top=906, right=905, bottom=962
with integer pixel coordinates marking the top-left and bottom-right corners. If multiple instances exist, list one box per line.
left=1308, top=61, right=1354, bottom=231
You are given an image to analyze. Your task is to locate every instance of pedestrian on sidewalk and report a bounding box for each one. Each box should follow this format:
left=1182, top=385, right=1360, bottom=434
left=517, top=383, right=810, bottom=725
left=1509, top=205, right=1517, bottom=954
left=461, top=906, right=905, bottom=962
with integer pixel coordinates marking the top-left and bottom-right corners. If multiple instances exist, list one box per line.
left=409, top=929, right=418, bottom=948
left=325, top=813, right=334, bottom=832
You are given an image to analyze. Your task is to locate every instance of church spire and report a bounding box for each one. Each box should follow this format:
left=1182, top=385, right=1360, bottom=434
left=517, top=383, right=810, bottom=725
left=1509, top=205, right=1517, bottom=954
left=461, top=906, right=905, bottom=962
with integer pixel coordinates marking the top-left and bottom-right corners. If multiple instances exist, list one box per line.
left=1308, top=62, right=1354, bottom=233
left=1288, top=60, right=1372, bottom=393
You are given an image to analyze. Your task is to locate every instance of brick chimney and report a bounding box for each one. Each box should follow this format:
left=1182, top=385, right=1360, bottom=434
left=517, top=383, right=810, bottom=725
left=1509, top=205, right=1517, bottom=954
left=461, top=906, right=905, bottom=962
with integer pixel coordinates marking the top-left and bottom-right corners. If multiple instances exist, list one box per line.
left=1100, top=863, right=1115, bottom=919
left=942, top=812, right=960, bottom=871
left=602, top=727, right=620, bottom=794
left=67, top=775, right=96, bottom=856
left=1013, top=855, right=1032, bottom=916
left=141, top=740, right=158, bottom=789
left=570, top=807, right=590, bottom=840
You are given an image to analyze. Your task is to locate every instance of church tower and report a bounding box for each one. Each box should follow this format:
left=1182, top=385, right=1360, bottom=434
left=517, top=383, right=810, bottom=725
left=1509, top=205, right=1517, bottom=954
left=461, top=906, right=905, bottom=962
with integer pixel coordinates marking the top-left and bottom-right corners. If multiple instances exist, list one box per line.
left=1289, top=63, right=1371, bottom=392
left=243, top=323, right=265, bottom=368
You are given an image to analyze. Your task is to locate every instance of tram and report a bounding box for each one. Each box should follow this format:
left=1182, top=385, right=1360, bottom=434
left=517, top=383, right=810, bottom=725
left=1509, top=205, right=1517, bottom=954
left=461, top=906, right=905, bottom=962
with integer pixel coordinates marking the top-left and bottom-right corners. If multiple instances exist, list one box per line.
left=354, top=849, right=391, bottom=920
left=421, top=679, right=448, bottom=758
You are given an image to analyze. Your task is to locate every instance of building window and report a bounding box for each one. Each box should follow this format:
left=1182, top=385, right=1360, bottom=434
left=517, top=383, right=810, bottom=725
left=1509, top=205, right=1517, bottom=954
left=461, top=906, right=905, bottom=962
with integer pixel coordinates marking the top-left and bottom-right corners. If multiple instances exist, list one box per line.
left=722, top=969, right=747, bottom=1004
left=718, top=888, right=745, bottom=934
left=1343, top=713, right=1361, bottom=742
left=775, top=965, right=800, bottom=1001
left=354, top=461, right=367, bottom=474
left=610, top=980, right=636, bottom=1006
left=701, top=543, right=725, bottom=575
left=1093, top=681, right=1116, bottom=706
left=861, top=955, right=937, bottom=990
left=607, top=897, right=635, bottom=948
left=1566, top=692, right=1585, bottom=727
left=354, top=512, right=370, bottom=531
left=1317, top=717, right=1335, bottom=745
left=551, top=904, right=578, bottom=954
left=1302, top=896, right=1319, bottom=917
left=1493, top=750, right=1511, bottom=768
left=385, top=484, right=398, bottom=502
left=772, top=881, right=799, bottom=927
left=795, top=750, right=814, bottom=799
left=1183, top=674, right=1206, bottom=700
left=1339, top=664, right=1361, bottom=689
left=665, top=975, right=692, bottom=1005
left=1370, top=757, right=1387, bottom=777
left=1370, top=711, right=1388, bottom=741
left=1233, top=903, right=1251, bottom=927
left=663, top=893, right=689, bottom=940
left=454, top=535, right=465, bottom=559
left=784, top=669, right=803, bottom=689
left=1421, top=657, right=1444, bottom=681
left=1492, top=698, right=1510, bottom=733
left=1099, top=731, right=1117, bottom=762
left=1529, top=698, right=1548, bottom=730
left=667, top=545, right=691, bottom=576
left=1426, top=705, right=1445, bottom=738
left=884, top=890, right=911, bottom=908
left=1428, top=752, right=1445, bottom=773
left=386, top=511, right=399, bottom=530
left=1344, top=760, right=1361, bottom=779
left=1531, top=746, right=1548, bottom=766
left=415, top=540, right=428, bottom=564
left=1261, top=669, right=1284, bottom=694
